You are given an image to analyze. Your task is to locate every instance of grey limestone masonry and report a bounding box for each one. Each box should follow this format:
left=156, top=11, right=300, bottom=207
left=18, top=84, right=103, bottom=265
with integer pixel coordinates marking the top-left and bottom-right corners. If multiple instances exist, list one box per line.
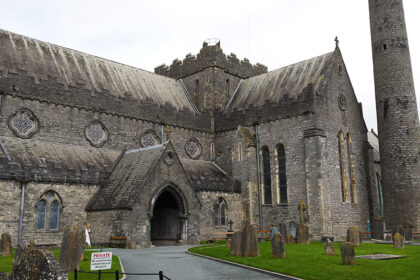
left=0, top=3, right=418, bottom=247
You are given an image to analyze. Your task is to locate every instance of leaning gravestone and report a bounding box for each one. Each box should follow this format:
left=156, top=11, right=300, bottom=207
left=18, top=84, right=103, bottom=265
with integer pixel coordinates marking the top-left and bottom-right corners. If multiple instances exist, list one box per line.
left=289, top=221, right=298, bottom=240
left=271, top=232, right=286, bottom=258
left=340, top=242, right=355, bottom=265
left=59, top=224, right=86, bottom=272
left=11, top=248, right=67, bottom=280
left=296, top=224, right=309, bottom=244
left=1, top=233, right=12, bottom=257
left=324, top=238, right=335, bottom=256
left=240, top=225, right=259, bottom=257
left=230, top=231, right=242, bottom=256
left=279, top=223, right=288, bottom=241
left=347, top=226, right=360, bottom=247
left=393, top=233, right=404, bottom=249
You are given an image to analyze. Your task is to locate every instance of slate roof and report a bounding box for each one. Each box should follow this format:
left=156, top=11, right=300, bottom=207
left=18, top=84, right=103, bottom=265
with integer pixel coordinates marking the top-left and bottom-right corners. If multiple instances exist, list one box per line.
left=181, top=159, right=241, bottom=193
left=86, top=144, right=165, bottom=211
left=0, top=29, right=195, bottom=111
left=225, top=52, right=333, bottom=112
left=0, top=136, right=119, bottom=184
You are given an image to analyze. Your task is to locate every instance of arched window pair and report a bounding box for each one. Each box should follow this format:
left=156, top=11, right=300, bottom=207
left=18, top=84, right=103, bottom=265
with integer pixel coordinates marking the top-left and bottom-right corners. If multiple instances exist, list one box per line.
left=337, top=130, right=357, bottom=203
left=36, top=191, right=62, bottom=230
left=213, top=197, right=227, bottom=226
left=261, top=144, right=288, bottom=205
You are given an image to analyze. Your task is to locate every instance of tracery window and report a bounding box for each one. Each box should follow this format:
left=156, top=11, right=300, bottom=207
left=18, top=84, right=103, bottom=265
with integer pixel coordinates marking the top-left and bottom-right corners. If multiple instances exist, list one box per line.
left=276, top=144, right=288, bottom=204
left=85, top=120, right=108, bottom=147
left=338, top=130, right=348, bottom=202
left=185, top=138, right=202, bottom=159
left=347, top=133, right=357, bottom=203
left=140, top=130, right=160, bottom=147
left=36, top=191, right=62, bottom=231
left=262, top=146, right=272, bottom=204
left=213, top=197, right=227, bottom=226
left=8, top=108, right=40, bottom=139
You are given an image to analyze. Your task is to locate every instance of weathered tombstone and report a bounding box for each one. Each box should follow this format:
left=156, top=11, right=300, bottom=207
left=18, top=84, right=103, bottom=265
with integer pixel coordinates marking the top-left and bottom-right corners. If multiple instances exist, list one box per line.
left=271, top=232, right=286, bottom=258
left=11, top=248, right=67, bottom=280
left=240, top=225, right=259, bottom=257
left=279, top=223, right=288, bottom=240
left=393, top=233, right=404, bottom=249
left=270, top=225, right=278, bottom=240
left=289, top=221, right=298, bottom=240
left=340, top=242, right=355, bottom=265
left=347, top=226, right=360, bottom=247
left=372, top=218, right=385, bottom=240
left=230, top=231, right=242, bottom=256
left=1, top=233, right=12, bottom=257
left=400, top=221, right=414, bottom=241
left=59, top=224, right=86, bottom=273
left=226, top=238, right=231, bottom=248
left=296, top=224, right=309, bottom=245
left=286, top=234, right=293, bottom=244
left=29, top=240, right=36, bottom=251
left=324, top=238, right=335, bottom=256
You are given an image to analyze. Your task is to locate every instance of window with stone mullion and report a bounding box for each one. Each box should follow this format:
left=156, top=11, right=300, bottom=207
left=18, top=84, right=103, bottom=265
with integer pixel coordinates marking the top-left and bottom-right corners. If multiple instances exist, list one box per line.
left=262, top=146, right=272, bottom=204
left=277, top=144, right=288, bottom=203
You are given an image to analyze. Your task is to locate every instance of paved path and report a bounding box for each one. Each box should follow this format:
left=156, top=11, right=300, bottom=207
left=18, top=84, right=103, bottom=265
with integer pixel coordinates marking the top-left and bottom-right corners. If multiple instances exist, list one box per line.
left=110, top=245, right=284, bottom=280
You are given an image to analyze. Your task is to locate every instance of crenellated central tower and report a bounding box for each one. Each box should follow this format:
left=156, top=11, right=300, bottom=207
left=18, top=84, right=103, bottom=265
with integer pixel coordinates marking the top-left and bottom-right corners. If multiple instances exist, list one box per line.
left=368, top=0, right=420, bottom=232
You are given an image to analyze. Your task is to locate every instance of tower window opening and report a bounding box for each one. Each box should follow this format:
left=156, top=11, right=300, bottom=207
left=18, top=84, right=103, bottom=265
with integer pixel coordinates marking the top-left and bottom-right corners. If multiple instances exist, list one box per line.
left=383, top=44, right=387, bottom=51
left=195, top=79, right=199, bottom=94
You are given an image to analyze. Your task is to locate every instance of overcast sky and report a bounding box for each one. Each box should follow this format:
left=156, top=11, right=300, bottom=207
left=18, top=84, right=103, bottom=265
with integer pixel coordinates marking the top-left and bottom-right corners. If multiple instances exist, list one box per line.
left=1, top=0, right=419, bottom=131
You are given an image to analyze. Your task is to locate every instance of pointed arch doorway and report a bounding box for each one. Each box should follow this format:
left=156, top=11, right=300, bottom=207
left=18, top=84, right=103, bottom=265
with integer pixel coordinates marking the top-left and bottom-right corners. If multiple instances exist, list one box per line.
left=150, top=186, right=187, bottom=246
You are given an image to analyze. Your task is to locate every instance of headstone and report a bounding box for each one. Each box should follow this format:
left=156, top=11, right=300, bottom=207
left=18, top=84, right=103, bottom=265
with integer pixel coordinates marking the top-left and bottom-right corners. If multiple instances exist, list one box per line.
left=11, top=248, right=67, bottom=280
left=393, top=233, right=404, bottom=249
left=226, top=239, right=231, bottom=248
left=298, top=199, right=307, bottom=224
left=59, top=224, right=86, bottom=273
left=324, top=238, right=335, bottom=256
left=289, top=221, right=298, bottom=239
left=271, top=232, right=286, bottom=258
left=372, top=219, right=385, bottom=240
left=340, top=242, right=355, bottom=265
left=230, top=231, right=242, bottom=256
left=279, top=223, right=288, bottom=240
left=400, top=221, right=414, bottom=241
left=296, top=224, right=309, bottom=244
left=347, top=226, right=360, bottom=247
left=320, top=236, right=334, bottom=243
left=240, top=225, right=259, bottom=257
left=29, top=240, right=35, bottom=251
left=270, top=226, right=278, bottom=240
left=286, top=234, right=293, bottom=244
left=1, top=233, right=12, bottom=257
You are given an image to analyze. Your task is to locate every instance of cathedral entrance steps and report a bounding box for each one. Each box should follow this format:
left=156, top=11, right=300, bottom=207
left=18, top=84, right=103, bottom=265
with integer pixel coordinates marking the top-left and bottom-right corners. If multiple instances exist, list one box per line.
left=152, top=239, right=181, bottom=246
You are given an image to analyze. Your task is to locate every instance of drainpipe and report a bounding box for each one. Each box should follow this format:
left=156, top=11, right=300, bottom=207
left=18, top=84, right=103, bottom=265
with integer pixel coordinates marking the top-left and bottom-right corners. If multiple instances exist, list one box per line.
left=17, top=182, right=25, bottom=247
left=161, top=124, right=165, bottom=144
left=255, top=124, right=263, bottom=228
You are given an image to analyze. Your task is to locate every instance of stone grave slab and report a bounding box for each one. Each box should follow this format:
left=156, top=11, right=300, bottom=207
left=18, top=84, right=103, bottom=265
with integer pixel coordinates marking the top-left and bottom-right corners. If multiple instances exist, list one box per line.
left=356, top=254, right=407, bottom=260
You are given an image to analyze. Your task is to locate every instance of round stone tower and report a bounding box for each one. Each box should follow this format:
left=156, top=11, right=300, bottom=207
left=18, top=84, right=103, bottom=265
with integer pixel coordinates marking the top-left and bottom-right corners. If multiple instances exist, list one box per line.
left=368, top=0, right=420, bottom=232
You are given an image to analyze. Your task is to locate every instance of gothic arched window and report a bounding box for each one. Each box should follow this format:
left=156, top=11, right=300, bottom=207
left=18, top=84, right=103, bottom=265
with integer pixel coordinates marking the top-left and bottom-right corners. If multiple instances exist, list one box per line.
left=376, top=173, right=384, bottom=217
left=238, top=142, right=242, bottom=162
left=36, top=191, right=62, bottom=231
left=213, top=197, right=228, bottom=226
left=276, top=144, right=288, bottom=204
left=347, top=133, right=357, bottom=203
left=338, top=130, right=348, bottom=202
left=262, top=146, right=272, bottom=204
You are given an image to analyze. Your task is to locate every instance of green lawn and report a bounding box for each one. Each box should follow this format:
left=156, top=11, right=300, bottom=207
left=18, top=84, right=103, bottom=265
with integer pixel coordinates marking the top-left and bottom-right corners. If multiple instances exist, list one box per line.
left=0, top=248, right=122, bottom=280
left=189, top=241, right=420, bottom=280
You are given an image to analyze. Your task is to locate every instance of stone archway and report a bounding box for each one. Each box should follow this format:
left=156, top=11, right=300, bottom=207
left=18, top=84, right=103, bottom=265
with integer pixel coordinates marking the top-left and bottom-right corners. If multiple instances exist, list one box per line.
left=150, top=187, right=187, bottom=246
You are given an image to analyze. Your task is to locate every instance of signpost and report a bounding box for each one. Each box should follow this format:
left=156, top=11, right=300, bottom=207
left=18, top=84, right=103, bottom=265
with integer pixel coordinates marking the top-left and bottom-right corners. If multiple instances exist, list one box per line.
left=91, top=252, right=112, bottom=279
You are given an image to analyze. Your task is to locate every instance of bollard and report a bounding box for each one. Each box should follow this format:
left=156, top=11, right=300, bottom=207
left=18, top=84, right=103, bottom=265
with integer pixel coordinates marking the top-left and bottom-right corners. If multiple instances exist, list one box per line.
left=159, top=271, right=164, bottom=280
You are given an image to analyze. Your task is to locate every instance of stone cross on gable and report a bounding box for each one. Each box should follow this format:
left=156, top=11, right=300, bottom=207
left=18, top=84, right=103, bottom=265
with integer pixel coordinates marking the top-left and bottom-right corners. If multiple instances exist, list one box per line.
left=298, top=199, right=306, bottom=224
left=228, top=219, right=234, bottom=232
left=164, top=125, right=172, bottom=140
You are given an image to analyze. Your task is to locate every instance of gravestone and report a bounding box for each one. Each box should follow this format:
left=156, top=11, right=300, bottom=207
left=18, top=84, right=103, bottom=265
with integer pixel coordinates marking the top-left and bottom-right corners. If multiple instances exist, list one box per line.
left=59, top=224, right=86, bottom=272
left=340, top=242, right=355, bottom=265
left=1, top=233, right=12, bottom=257
left=271, top=232, right=286, bottom=258
left=29, top=240, right=35, bottom=251
left=347, top=226, right=360, bottom=247
left=324, top=238, right=335, bottom=256
left=226, top=238, right=231, bottom=248
left=11, top=248, right=67, bottom=280
left=270, top=225, right=278, bottom=240
left=372, top=219, right=385, bottom=240
left=286, top=234, right=293, bottom=244
left=279, top=223, right=288, bottom=240
left=296, top=224, right=309, bottom=244
left=400, top=222, right=414, bottom=241
left=289, top=221, right=298, bottom=240
left=230, top=231, right=241, bottom=256
left=240, top=225, right=259, bottom=257
left=393, top=233, right=404, bottom=249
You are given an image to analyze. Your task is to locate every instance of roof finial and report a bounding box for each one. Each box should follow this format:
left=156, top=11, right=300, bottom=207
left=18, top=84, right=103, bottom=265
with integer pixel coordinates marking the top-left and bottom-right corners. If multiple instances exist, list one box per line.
left=335, top=36, right=339, bottom=47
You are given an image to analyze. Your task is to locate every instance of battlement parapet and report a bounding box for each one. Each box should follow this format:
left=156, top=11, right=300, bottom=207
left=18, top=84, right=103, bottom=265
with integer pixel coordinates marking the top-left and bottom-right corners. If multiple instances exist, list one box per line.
left=155, top=41, right=267, bottom=79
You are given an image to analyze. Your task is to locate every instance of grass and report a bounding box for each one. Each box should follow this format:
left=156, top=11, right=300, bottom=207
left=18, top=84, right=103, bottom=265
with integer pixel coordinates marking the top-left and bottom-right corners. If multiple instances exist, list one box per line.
left=189, top=241, right=420, bottom=280
left=0, top=248, right=122, bottom=279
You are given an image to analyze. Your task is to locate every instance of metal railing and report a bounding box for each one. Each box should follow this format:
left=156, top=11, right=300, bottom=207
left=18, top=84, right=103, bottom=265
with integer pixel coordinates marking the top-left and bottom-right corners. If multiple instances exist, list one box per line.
left=74, top=269, right=172, bottom=280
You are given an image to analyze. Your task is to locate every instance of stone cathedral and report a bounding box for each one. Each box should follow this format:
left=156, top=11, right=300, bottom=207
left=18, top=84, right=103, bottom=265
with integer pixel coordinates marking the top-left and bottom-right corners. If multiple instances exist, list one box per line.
left=0, top=1, right=418, bottom=248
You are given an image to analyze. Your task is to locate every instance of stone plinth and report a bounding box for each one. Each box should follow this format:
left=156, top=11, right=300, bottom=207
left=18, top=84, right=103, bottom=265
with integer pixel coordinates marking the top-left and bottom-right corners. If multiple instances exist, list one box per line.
left=240, top=225, right=259, bottom=257
left=296, top=224, right=309, bottom=245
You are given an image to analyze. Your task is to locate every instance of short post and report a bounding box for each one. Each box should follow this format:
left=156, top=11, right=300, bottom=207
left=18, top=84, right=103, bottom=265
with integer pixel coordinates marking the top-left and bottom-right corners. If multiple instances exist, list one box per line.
left=115, top=270, right=119, bottom=280
left=74, top=269, right=78, bottom=280
left=98, top=270, right=101, bottom=280
left=159, top=270, right=164, bottom=280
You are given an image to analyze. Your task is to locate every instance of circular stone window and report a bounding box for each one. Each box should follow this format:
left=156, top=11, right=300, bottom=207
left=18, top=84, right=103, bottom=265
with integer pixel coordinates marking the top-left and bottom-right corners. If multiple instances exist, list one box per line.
left=185, top=138, right=202, bottom=159
left=85, top=121, right=108, bottom=147
left=163, top=151, right=175, bottom=165
left=338, top=94, right=347, bottom=111
left=8, top=108, right=39, bottom=139
left=140, top=130, right=160, bottom=147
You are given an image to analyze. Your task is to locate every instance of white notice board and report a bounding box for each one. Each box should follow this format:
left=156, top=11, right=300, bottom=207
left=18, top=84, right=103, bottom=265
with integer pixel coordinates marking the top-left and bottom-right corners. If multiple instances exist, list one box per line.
left=91, top=252, right=112, bottom=270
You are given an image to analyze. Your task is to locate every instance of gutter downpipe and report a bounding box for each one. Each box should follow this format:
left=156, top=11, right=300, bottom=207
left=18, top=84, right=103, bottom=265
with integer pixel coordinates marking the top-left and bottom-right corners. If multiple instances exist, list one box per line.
left=161, top=124, right=165, bottom=144
left=255, top=123, right=263, bottom=228
left=17, top=182, right=25, bottom=247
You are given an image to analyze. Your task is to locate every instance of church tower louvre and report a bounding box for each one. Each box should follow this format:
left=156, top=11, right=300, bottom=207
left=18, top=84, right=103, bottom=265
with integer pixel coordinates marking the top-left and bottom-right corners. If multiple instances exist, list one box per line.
left=368, top=0, right=420, bottom=231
